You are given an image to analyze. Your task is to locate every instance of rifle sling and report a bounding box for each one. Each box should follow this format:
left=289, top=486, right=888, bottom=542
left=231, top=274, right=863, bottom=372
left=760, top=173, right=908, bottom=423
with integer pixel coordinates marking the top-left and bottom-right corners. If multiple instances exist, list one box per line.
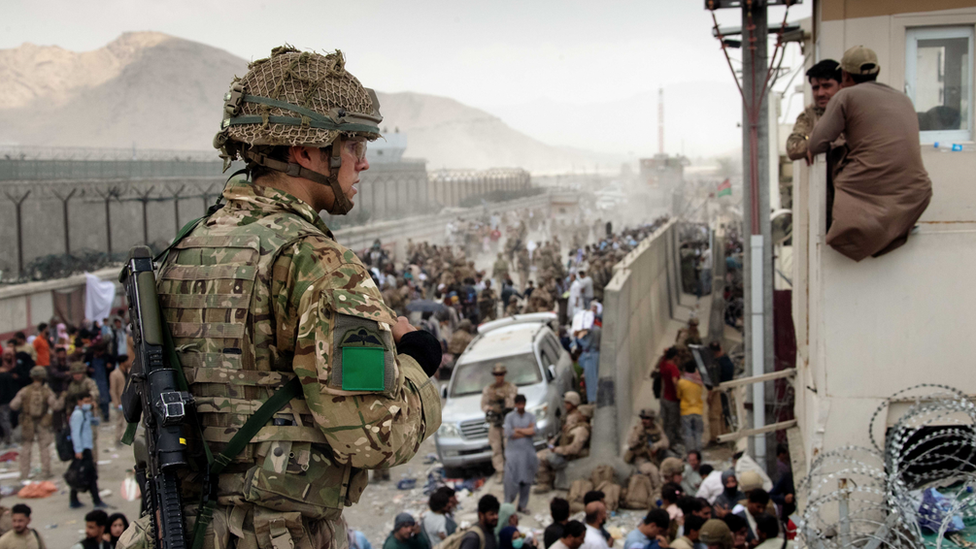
left=190, top=377, right=302, bottom=549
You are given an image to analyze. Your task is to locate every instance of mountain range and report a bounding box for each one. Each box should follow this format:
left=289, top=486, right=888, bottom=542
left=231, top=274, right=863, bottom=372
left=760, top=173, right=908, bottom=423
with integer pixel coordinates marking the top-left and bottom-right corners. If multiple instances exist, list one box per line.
left=0, top=32, right=623, bottom=171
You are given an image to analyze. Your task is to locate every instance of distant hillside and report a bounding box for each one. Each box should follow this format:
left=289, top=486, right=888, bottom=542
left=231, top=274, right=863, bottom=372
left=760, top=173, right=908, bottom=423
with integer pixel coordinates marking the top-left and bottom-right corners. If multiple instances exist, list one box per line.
left=0, top=32, right=617, bottom=171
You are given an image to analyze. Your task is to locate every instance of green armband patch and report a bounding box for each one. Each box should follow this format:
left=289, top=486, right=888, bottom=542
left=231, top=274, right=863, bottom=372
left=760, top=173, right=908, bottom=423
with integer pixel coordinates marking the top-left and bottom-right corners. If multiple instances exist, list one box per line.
left=341, top=346, right=386, bottom=391
left=331, top=315, right=395, bottom=392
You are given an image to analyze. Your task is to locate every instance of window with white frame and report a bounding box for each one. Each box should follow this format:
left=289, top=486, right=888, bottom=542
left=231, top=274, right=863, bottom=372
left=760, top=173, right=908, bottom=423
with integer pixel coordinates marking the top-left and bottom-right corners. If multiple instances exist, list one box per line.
left=906, top=26, right=974, bottom=143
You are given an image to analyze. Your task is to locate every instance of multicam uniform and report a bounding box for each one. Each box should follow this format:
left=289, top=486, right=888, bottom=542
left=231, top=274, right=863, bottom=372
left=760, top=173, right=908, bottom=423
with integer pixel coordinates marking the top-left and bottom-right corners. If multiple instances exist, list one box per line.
left=535, top=410, right=590, bottom=490
left=10, top=372, right=60, bottom=480
left=140, top=180, right=440, bottom=549
left=624, top=422, right=670, bottom=473
left=119, top=47, right=441, bottom=549
left=786, top=103, right=824, bottom=161
left=481, top=382, right=517, bottom=474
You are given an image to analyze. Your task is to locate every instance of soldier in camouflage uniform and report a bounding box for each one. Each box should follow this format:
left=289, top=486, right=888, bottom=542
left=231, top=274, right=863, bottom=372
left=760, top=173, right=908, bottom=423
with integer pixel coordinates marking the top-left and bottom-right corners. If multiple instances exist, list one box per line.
left=64, top=362, right=100, bottom=460
left=534, top=392, right=590, bottom=493
left=786, top=60, right=842, bottom=162
left=492, top=253, right=509, bottom=283
left=481, top=364, right=517, bottom=479
left=10, top=366, right=60, bottom=480
left=624, top=409, right=669, bottom=501
left=516, top=248, right=531, bottom=290
left=785, top=59, right=842, bottom=209
left=118, top=47, right=441, bottom=549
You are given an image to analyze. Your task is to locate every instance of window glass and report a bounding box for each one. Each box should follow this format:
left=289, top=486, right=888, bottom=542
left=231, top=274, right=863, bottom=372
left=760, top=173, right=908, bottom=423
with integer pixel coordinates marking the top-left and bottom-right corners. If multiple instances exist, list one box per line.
left=450, top=354, right=542, bottom=397
left=907, top=27, right=973, bottom=142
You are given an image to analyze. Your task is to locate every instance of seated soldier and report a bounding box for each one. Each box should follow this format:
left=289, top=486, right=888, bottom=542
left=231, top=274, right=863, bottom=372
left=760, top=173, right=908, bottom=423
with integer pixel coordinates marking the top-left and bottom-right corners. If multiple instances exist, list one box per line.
left=624, top=409, right=670, bottom=472
left=534, top=392, right=590, bottom=493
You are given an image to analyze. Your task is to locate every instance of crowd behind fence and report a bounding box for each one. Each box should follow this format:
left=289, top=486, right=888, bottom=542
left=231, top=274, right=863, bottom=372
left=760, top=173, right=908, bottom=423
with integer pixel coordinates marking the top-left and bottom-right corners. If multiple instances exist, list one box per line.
left=0, top=158, right=535, bottom=282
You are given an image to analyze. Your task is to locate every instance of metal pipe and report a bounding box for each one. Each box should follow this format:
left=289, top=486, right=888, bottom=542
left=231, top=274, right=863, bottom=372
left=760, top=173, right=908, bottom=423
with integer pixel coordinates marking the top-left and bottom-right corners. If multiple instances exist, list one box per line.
left=750, top=234, right=766, bottom=461
left=838, top=478, right=851, bottom=547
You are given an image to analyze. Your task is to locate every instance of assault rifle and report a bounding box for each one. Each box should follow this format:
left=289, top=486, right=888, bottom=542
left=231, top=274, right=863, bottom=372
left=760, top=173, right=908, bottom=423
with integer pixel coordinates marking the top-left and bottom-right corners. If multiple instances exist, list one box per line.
left=120, top=246, right=194, bottom=549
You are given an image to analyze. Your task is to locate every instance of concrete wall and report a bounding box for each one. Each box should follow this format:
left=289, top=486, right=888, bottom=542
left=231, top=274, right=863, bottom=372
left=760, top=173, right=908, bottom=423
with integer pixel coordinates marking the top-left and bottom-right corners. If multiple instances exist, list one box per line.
left=599, top=220, right=678, bottom=450
left=793, top=156, right=976, bottom=469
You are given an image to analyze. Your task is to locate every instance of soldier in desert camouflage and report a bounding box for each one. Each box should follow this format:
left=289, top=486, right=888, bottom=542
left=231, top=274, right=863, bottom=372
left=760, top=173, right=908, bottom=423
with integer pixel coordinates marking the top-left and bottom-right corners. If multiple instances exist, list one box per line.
left=10, top=366, right=60, bottom=480
left=118, top=46, right=442, bottom=549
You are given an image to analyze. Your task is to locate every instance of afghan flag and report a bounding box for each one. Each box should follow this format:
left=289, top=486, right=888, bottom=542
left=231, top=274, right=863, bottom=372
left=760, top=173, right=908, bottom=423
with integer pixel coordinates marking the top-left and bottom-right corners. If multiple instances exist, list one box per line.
left=717, top=179, right=732, bottom=197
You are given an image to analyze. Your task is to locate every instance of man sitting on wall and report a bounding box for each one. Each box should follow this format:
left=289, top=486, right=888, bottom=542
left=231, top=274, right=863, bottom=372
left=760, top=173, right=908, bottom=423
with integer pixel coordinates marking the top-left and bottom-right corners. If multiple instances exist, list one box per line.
left=807, top=46, right=932, bottom=262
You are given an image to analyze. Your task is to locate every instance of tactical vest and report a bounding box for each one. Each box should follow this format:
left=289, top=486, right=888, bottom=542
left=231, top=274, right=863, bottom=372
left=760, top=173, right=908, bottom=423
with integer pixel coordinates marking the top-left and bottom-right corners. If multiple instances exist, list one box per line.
left=558, top=414, right=591, bottom=458
left=158, top=210, right=360, bottom=519
left=21, top=384, right=52, bottom=427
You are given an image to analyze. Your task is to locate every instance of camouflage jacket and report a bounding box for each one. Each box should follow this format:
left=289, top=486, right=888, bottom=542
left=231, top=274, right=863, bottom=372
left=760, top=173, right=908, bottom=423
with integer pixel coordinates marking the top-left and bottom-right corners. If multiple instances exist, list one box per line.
left=624, top=422, right=669, bottom=462
left=554, top=410, right=590, bottom=457
left=64, top=377, right=100, bottom=407
left=159, top=179, right=440, bottom=468
left=786, top=103, right=824, bottom=161
left=492, top=259, right=509, bottom=278
left=10, top=382, right=59, bottom=426
left=447, top=330, right=473, bottom=355
left=480, top=382, right=517, bottom=415
left=158, top=179, right=440, bottom=512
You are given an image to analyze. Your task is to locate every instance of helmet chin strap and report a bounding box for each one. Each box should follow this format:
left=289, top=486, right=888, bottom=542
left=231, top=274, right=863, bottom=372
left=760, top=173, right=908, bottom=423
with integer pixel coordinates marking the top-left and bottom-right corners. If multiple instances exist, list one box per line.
left=244, top=138, right=353, bottom=215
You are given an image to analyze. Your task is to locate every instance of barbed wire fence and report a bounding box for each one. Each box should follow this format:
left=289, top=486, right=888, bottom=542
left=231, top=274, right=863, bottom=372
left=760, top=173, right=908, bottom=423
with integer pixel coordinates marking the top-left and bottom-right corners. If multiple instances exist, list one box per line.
left=799, top=384, right=976, bottom=548
left=0, top=156, right=538, bottom=282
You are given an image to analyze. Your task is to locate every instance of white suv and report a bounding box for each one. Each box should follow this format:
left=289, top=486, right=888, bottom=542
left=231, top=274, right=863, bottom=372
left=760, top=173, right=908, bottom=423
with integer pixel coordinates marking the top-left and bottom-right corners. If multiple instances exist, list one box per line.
left=434, top=313, right=575, bottom=475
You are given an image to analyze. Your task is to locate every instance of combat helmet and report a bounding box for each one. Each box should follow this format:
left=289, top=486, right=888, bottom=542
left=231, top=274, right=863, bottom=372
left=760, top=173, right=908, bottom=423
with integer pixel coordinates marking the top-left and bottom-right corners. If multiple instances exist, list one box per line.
left=29, top=366, right=47, bottom=380
left=213, top=46, right=383, bottom=215
left=699, top=519, right=733, bottom=549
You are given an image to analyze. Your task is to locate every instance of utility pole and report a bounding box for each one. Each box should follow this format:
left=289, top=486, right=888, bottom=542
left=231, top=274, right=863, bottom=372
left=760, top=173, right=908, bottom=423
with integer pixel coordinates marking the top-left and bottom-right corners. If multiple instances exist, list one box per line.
left=741, top=2, right=773, bottom=465
left=707, top=0, right=796, bottom=468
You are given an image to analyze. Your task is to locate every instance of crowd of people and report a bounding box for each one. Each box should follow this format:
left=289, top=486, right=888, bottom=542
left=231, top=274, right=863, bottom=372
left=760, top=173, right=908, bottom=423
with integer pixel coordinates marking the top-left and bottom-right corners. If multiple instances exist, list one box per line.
left=0, top=502, right=130, bottom=549
left=0, top=317, right=134, bottom=541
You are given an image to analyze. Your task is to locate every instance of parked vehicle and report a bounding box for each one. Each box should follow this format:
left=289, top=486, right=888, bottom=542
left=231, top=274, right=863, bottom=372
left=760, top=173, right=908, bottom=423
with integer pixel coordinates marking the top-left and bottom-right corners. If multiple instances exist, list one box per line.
left=434, top=313, right=575, bottom=475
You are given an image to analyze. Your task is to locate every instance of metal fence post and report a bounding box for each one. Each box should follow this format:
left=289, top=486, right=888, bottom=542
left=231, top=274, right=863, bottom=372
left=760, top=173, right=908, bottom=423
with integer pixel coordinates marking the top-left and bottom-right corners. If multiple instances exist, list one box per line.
left=169, top=184, right=186, bottom=235
left=94, top=187, right=121, bottom=257
left=52, top=188, right=77, bottom=255
left=136, top=186, right=155, bottom=245
left=4, top=190, right=31, bottom=275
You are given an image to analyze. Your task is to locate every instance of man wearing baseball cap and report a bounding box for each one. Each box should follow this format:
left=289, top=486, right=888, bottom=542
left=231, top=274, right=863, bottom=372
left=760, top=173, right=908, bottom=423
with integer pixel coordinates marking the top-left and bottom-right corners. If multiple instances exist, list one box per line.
left=808, top=45, right=933, bottom=262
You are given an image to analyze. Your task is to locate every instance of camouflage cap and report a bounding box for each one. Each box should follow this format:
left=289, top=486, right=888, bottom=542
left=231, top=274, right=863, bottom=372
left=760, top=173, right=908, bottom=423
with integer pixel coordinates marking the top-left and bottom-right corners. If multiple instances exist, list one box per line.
left=29, top=366, right=46, bottom=379
left=841, top=45, right=880, bottom=76
left=639, top=408, right=658, bottom=419
left=70, top=362, right=87, bottom=374
left=492, top=363, right=507, bottom=375
left=563, top=391, right=581, bottom=407
left=661, top=457, right=684, bottom=478
left=699, top=519, right=733, bottom=548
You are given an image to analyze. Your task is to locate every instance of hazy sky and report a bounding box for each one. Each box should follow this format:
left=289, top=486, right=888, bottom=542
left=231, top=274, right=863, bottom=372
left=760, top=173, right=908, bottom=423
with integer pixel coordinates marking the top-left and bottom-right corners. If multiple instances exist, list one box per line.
left=3, top=0, right=812, bottom=157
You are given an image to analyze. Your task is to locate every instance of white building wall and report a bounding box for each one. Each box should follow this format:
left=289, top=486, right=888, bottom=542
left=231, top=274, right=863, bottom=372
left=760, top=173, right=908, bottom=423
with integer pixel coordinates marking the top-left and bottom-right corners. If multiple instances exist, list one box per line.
left=794, top=7, right=976, bottom=468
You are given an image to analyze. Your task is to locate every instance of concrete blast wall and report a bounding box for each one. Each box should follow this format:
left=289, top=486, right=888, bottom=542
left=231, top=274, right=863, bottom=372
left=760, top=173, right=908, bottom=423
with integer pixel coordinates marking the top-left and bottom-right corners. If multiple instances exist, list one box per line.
left=597, top=220, right=678, bottom=456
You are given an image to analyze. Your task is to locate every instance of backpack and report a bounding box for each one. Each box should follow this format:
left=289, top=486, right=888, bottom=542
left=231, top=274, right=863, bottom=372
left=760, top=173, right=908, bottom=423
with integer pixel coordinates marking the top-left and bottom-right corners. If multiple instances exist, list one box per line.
left=595, top=480, right=622, bottom=512
left=56, top=428, right=74, bottom=462
left=26, top=386, right=46, bottom=419
left=590, top=465, right=615, bottom=486
left=621, top=474, right=654, bottom=510
left=568, top=479, right=593, bottom=513
left=651, top=370, right=662, bottom=399
left=433, top=526, right=485, bottom=549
